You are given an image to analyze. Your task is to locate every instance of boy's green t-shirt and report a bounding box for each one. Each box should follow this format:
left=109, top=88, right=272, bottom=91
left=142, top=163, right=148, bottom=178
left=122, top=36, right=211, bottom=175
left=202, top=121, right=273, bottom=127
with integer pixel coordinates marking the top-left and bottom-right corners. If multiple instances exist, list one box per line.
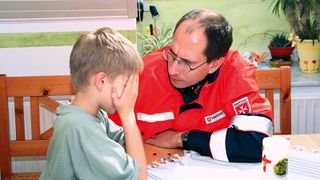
left=40, top=104, right=140, bottom=180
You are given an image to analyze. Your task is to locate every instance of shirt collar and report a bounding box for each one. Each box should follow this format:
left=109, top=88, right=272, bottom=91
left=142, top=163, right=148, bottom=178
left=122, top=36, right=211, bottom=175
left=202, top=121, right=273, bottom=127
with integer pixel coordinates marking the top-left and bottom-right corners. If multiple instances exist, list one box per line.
left=176, top=66, right=221, bottom=104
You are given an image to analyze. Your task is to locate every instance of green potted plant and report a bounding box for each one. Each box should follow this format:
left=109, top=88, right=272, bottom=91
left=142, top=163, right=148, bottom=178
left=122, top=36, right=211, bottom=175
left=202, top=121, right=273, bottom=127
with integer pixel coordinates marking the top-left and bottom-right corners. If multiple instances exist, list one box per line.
left=269, top=0, right=320, bottom=73
left=268, top=33, right=295, bottom=67
left=137, top=26, right=173, bottom=55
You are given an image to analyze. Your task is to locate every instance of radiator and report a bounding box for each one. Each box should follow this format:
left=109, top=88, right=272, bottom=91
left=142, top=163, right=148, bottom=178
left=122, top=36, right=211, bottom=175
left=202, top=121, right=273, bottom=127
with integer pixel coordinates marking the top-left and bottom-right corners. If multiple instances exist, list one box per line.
left=7, top=97, right=320, bottom=172
left=261, top=92, right=320, bottom=134
left=291, top=98, right=320, bottom=134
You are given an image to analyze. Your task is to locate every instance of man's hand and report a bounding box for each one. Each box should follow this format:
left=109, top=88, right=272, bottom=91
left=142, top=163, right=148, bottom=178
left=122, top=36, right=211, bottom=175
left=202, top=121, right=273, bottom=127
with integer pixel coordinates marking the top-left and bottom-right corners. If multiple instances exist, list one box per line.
left=144, top=130, right=184, bottom=148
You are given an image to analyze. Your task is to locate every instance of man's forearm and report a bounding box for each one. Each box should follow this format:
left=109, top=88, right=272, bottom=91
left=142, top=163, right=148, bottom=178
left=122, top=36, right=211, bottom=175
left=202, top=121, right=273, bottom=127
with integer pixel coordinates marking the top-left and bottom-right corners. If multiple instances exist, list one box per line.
left=182, top=130, right=212, bottom=156
left=182, top=114, right=272, bottom=162
left=182, top=129, right=267, bottom=162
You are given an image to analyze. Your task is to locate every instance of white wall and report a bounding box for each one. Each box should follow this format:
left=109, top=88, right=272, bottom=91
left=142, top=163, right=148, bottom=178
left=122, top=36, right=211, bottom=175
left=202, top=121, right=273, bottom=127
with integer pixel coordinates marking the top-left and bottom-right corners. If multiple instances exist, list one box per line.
left=0, top=0, right=137, bottom=76
left=0, top=46, right=72, bottom=76
left=0, top=18, right=137, bottom=76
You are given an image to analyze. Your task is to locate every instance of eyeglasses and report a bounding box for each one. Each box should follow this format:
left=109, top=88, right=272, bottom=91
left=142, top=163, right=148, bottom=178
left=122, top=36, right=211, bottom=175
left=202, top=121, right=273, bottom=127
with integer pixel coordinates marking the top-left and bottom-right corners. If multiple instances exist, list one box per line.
left=162, top=49, right=207, bottom=73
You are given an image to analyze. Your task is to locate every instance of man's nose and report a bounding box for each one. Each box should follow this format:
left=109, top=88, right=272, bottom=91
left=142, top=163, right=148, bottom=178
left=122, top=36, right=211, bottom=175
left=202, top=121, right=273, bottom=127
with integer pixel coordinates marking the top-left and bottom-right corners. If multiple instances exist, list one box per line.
left=167, top=60, right=180, bottom=75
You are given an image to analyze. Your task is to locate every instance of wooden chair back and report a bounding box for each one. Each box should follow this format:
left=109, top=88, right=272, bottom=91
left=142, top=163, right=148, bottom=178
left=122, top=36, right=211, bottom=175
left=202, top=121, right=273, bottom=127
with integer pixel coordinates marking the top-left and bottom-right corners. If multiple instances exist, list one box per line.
left=255, top=66, right=291, bottom=134
left=0, top=74, right=75, bottom=180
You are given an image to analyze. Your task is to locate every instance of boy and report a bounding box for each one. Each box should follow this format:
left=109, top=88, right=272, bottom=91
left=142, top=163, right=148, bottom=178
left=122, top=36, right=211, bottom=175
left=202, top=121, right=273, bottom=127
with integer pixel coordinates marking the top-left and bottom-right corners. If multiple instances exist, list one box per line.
left=40, top=27, right=147, bottom=180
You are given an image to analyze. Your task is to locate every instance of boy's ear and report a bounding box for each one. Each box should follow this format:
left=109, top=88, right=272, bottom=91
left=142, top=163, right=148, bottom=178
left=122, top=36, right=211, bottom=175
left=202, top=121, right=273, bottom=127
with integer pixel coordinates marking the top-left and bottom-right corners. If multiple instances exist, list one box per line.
left=94, top=72, right=107, bottom=90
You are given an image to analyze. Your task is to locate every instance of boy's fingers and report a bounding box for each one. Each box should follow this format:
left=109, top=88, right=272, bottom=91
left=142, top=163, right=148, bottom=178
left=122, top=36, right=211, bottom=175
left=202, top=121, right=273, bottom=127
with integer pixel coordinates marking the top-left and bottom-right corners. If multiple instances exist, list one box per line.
left=127, top=74, right=135, bottom=89
left=111, top=88, right=118, bottom=103
left=123, top=74, right=135, bottom=96
left=130, top=75, right=138, bottom=93
left=133, top=75, right=139, bottom=90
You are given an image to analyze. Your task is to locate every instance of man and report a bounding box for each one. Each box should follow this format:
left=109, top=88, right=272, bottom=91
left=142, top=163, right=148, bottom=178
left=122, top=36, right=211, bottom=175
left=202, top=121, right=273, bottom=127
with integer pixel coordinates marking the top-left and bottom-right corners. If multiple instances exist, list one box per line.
left=111, top=9, right=273, bottom=162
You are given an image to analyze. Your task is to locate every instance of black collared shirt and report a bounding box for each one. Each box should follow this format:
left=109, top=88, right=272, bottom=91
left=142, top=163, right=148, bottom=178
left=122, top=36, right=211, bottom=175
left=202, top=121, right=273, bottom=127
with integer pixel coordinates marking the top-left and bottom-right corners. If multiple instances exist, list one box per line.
left=176, top=67, right=221, bottom=113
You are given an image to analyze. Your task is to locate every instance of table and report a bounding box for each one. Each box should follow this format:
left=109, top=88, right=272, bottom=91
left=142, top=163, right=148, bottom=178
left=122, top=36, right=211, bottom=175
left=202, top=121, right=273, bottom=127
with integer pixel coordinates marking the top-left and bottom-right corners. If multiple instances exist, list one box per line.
left=144, top=143, right=184, bottom=164
left=277, top=134, right=320, bottom=152
left=144, top=134, right=320, bottom=164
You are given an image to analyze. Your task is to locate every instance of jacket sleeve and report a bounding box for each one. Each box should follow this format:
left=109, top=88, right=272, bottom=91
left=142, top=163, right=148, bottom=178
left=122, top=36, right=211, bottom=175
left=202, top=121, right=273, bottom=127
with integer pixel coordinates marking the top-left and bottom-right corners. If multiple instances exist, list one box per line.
left=183, top=114, right=273, bottom=162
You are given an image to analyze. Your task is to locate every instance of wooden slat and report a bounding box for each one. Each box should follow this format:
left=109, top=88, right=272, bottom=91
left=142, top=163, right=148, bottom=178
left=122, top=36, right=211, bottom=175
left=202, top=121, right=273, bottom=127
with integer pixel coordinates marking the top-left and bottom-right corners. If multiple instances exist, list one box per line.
left=2, top=176, right=10, bottom=180
left=39, top=96, right=59, bottom=112
left=6, top=76, right=74, bottom=97
left=14, top=97, right=25, bottom=140
left=280, top=66, right=291, bottom=134
left=256, top=69, right=281, bottom=89
left=265, top=89, right=275, bottom=115
left=0, top=75, right=12, bottom=179
left=11, top=172, right=40, bottom=180
left=30, top=97, right=40, bottom=140
left=10, top=140, right=49, bottom=157
left=40, top=127, right=53, bottom=140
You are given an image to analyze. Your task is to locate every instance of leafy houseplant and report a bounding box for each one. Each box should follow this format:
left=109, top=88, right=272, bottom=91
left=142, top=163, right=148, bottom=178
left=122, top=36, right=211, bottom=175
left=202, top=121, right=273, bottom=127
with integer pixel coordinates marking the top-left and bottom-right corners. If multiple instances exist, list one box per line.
left=268, top=33, right=295, bottom=66
left=269, top=0, right=320, bottom=73
left=138, top=26, right=173, bottom=55
left=270, top=0, right=320, bottom=42
left=269, top=33, right=292, bottom=47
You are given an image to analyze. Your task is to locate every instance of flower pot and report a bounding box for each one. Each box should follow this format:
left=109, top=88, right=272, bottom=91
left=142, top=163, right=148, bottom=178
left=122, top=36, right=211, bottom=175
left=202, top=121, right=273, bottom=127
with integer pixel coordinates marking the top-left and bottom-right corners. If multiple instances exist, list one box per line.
left=268, top=45, right=294, bottom=67
left=296, top=40, right=320, bottom=73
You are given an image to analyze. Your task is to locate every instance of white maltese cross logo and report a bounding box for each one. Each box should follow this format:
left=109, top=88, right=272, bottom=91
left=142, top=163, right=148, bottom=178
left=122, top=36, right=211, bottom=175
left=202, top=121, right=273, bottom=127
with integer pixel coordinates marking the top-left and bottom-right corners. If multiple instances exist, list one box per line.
left=232, top=97, right=251, bottom=115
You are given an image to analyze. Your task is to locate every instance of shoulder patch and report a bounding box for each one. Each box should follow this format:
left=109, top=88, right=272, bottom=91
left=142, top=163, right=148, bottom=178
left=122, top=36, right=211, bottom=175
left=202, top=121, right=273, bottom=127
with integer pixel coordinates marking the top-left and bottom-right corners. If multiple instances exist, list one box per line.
left=232, top=97, right=252, bottom=114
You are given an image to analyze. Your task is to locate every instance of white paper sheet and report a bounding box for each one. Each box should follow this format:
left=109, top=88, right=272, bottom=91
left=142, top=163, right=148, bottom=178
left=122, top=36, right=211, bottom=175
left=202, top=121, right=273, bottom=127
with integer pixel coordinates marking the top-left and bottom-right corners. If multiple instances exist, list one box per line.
left=148, top=149, right=320, bottom=180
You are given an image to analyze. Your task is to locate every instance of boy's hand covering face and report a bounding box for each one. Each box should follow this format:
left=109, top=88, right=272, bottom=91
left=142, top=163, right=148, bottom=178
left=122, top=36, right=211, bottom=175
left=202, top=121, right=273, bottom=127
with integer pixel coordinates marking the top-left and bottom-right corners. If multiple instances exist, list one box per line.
left=111, top=74, right=138, bottom=117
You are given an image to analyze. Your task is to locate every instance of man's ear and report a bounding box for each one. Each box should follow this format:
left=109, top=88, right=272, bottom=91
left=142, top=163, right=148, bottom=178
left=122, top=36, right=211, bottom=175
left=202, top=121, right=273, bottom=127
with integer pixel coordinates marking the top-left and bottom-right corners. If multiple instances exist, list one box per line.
left=94, top=72, right=107, bottom=91
left=208, top=58, right=223, bottom=74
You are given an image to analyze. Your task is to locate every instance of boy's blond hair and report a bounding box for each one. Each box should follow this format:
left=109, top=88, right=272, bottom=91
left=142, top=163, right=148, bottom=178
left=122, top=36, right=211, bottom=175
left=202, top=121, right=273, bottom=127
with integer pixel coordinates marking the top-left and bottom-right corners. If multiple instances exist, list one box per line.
left=70, top=27, right=143, bottom=91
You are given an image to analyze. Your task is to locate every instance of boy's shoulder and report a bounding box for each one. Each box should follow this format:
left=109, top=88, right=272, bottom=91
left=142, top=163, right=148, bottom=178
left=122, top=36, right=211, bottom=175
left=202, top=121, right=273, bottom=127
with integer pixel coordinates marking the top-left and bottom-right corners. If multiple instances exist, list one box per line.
left=54, top=104, right=100, bottom=131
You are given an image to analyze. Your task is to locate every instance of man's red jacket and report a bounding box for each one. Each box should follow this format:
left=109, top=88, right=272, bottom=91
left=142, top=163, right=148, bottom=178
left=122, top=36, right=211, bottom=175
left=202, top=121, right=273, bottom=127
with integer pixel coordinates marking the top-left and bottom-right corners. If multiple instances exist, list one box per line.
left=109, top=46, right=273, bottom=162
